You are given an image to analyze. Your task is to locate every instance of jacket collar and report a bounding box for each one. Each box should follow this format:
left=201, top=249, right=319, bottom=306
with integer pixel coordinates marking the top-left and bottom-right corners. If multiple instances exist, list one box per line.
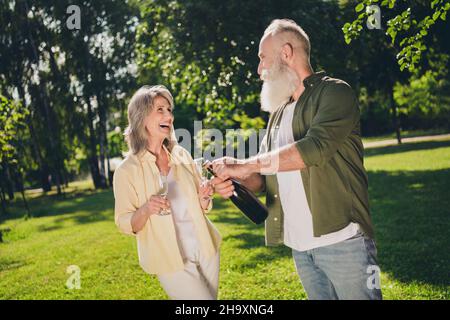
left=303, top=70, right=326, bottom=88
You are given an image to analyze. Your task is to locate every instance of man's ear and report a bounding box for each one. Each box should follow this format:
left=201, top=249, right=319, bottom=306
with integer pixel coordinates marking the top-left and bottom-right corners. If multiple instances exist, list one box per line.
left=281, top=43, right=294, bottom=62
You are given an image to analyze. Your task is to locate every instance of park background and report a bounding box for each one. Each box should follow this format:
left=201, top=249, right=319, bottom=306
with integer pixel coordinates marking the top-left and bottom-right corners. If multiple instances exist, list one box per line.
left=0, top=0, right=449, bottom=299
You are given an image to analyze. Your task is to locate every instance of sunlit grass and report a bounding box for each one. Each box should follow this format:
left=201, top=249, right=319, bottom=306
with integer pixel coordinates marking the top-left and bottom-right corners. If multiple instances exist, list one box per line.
left=1, top=138, right=449, bottom=299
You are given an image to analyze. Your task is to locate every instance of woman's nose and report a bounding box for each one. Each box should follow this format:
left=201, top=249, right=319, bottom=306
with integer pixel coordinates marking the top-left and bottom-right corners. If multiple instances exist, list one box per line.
left=164, top=112, right=174, bottom=121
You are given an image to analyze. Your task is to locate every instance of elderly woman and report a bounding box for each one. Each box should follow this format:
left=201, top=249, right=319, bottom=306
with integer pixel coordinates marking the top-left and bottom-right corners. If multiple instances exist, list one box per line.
left=113, top=85, right=221, bottom=300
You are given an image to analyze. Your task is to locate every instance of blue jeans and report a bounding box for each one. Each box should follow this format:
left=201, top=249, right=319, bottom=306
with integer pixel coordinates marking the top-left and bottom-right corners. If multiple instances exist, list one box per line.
left=292, top=233, right=383, bottom=300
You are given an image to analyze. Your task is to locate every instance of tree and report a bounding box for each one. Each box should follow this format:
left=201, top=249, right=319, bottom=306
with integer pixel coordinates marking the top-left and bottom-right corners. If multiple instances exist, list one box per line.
left=53, top=0, right=139, bottom=188
left=394, top=64, right=450, bottom=129
left=343, top=0, right=450, bottom=72
left=342, top=0, right=450, bottom=142
left=136, top=0, right=357, bottom=153
left=0, top=95, right=30, bottom=215
left=0, top=0, right=139, bottom=191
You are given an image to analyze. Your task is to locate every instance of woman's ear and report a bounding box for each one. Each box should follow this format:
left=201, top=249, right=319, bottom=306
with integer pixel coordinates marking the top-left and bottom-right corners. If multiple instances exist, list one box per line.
left=144, top=123, right=150, bottom=135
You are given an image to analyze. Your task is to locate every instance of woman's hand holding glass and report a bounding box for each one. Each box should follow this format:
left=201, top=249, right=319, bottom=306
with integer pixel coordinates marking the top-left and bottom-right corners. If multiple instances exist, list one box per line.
left=157, top=175, right=171, bottom=215
left=144, top=195, right=171, bottom=216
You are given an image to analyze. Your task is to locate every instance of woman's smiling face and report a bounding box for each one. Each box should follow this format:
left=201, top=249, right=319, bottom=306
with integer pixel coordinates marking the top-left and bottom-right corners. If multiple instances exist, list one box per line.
left=144, top=95, right=174, bottom=142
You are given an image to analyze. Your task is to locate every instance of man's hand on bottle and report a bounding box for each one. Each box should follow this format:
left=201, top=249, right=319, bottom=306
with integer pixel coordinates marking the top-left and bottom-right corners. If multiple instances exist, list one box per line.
left=211, top=157, right=252, bottom=180
left=210, top=175, right=235, bottom=199
left=209, top=157, right=251, bottom=199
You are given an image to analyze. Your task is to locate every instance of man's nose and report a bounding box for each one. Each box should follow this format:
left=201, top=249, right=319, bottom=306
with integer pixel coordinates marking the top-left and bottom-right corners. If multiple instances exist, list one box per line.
left=257, top=62, right=262, bottom=76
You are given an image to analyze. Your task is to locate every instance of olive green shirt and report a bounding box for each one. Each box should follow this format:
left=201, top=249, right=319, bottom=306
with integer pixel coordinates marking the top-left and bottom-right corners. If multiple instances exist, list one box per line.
left=262, top=71, right=374, bottom=246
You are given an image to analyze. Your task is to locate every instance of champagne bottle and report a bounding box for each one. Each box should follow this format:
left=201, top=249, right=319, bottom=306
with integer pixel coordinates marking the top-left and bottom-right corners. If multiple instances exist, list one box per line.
left=205, top=165, right=268, bottom=224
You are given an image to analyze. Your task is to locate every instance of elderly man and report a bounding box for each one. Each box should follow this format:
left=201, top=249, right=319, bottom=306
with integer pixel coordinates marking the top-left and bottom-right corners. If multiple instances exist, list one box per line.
left=211, top=19, right=382, bottom=300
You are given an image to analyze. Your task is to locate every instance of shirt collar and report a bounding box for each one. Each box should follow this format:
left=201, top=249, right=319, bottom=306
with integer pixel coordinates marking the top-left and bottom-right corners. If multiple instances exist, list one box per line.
left=303, top=70, right=326, bottom=88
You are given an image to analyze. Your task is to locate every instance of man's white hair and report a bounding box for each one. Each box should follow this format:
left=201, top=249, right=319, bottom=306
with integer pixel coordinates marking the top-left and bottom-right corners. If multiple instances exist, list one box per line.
left=264, top=19, right=311, bottom=63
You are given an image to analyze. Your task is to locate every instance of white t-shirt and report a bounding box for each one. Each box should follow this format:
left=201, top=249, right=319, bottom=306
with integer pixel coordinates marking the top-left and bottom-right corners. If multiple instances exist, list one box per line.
left=165, top=169, right=200, bottom=262
left=274, top=100, right=359, bottom=252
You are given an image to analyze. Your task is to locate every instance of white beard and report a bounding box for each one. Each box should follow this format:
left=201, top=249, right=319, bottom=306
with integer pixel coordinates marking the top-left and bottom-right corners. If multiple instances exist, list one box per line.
left=260, top=59, right=299, bottom=114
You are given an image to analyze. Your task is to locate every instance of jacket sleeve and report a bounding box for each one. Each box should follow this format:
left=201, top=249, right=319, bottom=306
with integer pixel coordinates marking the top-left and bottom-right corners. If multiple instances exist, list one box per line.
left=113, top=166, right=138, bottom=236
left=295, top=81, right=359, bottom=167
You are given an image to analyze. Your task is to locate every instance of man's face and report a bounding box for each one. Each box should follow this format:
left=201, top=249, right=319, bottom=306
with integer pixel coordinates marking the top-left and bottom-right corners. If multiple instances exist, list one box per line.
left=257, top=35, right=277, bottom=78
left=258, top=35, right=299, bottom=113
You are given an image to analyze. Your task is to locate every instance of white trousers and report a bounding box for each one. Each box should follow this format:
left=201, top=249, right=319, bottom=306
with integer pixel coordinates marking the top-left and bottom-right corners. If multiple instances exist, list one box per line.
left=157, top=250, right=220, bottom=300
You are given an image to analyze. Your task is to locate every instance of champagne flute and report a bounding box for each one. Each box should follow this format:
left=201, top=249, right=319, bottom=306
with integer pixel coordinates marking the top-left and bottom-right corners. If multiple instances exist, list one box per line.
left=158, top=174, right=171, bottom=215
left=193, top=158, right=212, bottom=201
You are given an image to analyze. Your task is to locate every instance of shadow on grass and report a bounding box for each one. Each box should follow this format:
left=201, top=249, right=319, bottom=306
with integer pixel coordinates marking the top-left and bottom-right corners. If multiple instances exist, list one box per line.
left=228, top=248, right=292, bottom=271
left=0, top=257, right=27, bottom=272
left=365, top=140, right=450, bottom=158
left=223, top=232, right=265, bottom=249
left=368, top=169, right=450, bottom=286
left=0, top=188, right=114, bottom=231
left=210, top=213, right=264, bottom=228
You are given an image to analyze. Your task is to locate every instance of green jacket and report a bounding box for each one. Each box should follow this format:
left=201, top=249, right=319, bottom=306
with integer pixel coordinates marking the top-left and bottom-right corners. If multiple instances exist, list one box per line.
left=262, top=71, right=374, bottom=246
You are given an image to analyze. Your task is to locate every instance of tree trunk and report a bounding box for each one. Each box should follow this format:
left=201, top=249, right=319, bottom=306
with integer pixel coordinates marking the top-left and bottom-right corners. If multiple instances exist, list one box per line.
left=2, top=161, right=15, bottom=201
left=85, top=96, right=107, bottom=189
left=96, top=38, right=110, bottom=188
left=0, top=185, right=7, bottom=216
left=390, top=89, right=402, bottom=144
left=15, top=79, right=52, bottom=192
left=63, top=170, right=69, bottom=188
left=82, top=43, right=107, bottom=189
left=47, top=46, right=73, bottom=196
left=98, top=95, right=110, bottom=187
left=0, top=165, right=9, bottom=215
left=22, top=0, right=63, bottom=195
left=17, top=171, right=31, bottom=217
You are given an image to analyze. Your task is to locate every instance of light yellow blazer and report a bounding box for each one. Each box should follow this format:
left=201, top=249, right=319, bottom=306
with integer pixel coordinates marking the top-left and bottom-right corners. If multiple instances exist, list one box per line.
left=113, top=144, right=222, bottom=275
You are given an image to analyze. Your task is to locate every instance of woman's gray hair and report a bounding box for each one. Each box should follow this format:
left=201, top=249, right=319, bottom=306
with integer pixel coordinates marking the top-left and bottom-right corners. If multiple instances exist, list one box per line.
left=124, top=85, right=177, bottom=156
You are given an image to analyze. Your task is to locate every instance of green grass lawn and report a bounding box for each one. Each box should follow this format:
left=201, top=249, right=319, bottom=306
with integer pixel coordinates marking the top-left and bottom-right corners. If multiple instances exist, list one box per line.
left=1, top=139, right=449, bottom=300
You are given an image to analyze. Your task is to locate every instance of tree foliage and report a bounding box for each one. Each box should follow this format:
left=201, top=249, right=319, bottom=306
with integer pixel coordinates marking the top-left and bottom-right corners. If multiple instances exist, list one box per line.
left=0, top=0, right=139, bottom=193
left=0, top=0, right=448, bottom=202
left=343, top=0, right=450, bottom=72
